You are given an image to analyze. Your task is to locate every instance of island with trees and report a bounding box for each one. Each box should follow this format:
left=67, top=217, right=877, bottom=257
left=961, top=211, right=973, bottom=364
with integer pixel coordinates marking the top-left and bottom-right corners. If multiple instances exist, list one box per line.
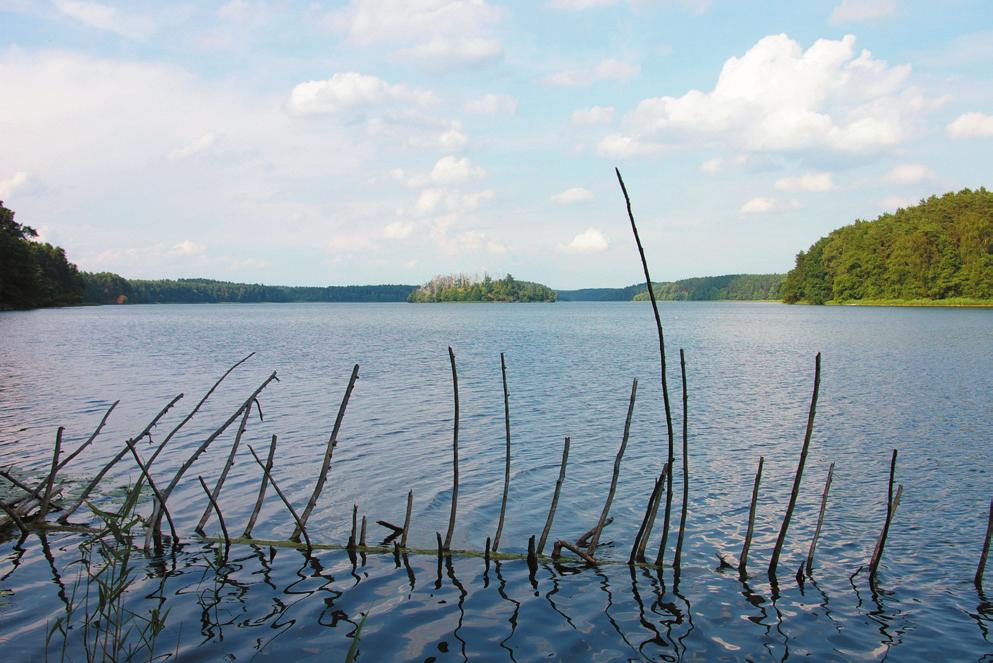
left=781, top=188, right=993, bottom=305
left=407, top=274, right=557, bottom=302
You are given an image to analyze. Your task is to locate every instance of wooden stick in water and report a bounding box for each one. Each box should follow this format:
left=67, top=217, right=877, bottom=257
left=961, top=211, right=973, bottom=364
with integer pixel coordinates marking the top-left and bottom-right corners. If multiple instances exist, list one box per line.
left=360, top=515, right=367, bottom=547
left=527, top=535, right=538, bottom=575
left=555, top=539, right=596, bottom=565
left=195, top=403, right=253, bottom=534
left=0, top=501, right=28, bottom=537
left=637, top=464, right=668, bottom=564
left=243, top=434, right=277, bottom=538
left=537, top=436, right=571, bottom=555
left=293, top=364, right=359, bottom=541
left=739, top=456, right=764, bottom=574
left=805, top=462, right=835, bottom=575
left=588, top=378, right=638, bottom=557
left=493, top=352, right=512, bottom=552
left=576, top=518, right=612, bottom=548
left=125, top=444, right=178, bottom=543
left=769, top=352, right=821, bottom=576
left=975, top=498, right=993, bottom=589
left=247, top=444, right=310, bottom=550
left=869, top=449, right=899, bottom=583
left=615, top=168, right=676, bottom=566
left=350, top=504, right=358, bottom=548
left=29, top=402, right=119, bottom=502
left=60, top=394, right=183, bottom=523
left=198, top=475, right=230, bottom=552
left=401, top=489, right=413, bottom=548
left=443, top=346, right=460, bottom=551
left=673, top=349, right=690, bottom=570
left=631, top=467, right=667, bottom=564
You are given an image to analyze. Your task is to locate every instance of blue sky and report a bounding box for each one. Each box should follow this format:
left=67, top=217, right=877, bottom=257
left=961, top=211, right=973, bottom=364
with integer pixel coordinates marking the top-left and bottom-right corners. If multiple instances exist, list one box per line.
left=1, top=0, right=991, bottom=288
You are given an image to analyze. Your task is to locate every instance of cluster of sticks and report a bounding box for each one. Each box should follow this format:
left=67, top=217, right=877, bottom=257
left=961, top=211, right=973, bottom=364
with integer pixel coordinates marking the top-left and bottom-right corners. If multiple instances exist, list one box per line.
left=2, top=170, right=992, bottom=595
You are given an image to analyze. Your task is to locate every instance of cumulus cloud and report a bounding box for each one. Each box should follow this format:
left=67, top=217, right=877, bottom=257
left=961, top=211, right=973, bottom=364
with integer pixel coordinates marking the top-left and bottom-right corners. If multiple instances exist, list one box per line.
left=172, top=240, right=207, bottom=256
left=551, top=187, right=594, bottom=204
left=545, top=58, right=640, bottom=86
left=168, top=132, right=218, bottom=160
left=327, top=0, right=502, bottom=45
left=571, top=106, right=615, bottom=126
left=429, top=156, right=486, bottom=185
left=465, top=93, right=517, bottom=115
left=55, top=0, right=156, bottom=40
left=382, top=221, right=415, bottom=239
left=610, top=34, right=931, bottom=155
left=885, top=163, right=934, bottom=184
left=596, top=133, right=664, bottom=158
left=399, top=37, right=503, bottom=67
left=947, top=112, right=993, bottom=138
left=0, top=171, right=31, bottom=199
left=829, top=0, right=898, bottom=24
left=774, top=171, right=835, bottom=192
left=559, top=227, right=608, bottom=253
left=286, top=72, right=436, bottom=115
left=699, top=155, right=747, bottom=174
left=740, top=197, right=799, bottom=214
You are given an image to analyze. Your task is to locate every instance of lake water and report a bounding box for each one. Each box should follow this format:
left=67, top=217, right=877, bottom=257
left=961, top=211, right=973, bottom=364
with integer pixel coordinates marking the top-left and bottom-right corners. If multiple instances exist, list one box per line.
left=1, top=301, right=992, bottom=661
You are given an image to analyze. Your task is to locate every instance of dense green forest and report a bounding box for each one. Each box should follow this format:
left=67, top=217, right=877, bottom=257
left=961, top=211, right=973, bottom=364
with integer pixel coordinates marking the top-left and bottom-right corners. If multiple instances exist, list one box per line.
left=408, top=274, right=556, bottom=302
left=631, top=274, right=785, bottom=301
left=782, top=188, right=993, bottom=304
left=555, top=285, right=645, bottom=301
left=83, top=274, right=416, bottom=304
left=0, top=201, right=85, bottom=309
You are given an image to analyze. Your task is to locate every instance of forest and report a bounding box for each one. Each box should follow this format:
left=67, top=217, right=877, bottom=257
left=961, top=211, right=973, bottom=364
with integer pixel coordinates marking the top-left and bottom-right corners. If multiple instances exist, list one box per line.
left=407, top=273, right=557, bottom=302
left=632, top=274, right=785, bottom=302
left=781, top=188, right=993, bottom=304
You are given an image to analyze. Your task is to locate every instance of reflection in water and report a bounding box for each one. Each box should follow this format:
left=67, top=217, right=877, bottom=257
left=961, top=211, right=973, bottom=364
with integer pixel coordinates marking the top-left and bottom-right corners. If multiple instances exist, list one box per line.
left=2, top=535, right=992, bottom=661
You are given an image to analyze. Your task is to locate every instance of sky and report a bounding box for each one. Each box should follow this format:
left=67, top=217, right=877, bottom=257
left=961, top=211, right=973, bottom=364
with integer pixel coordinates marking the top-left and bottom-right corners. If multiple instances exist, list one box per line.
left=1, top=0, right=992, bottom=289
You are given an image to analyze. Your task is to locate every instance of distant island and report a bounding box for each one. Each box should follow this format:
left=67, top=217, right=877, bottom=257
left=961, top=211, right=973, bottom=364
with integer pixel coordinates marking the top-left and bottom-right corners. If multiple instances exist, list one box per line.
left=782, top=188, right=993, bottom=305
left=407, top=274, right=556, bottom=302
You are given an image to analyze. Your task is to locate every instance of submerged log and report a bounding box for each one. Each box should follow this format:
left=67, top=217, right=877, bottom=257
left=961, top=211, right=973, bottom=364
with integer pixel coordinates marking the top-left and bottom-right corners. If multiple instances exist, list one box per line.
left=588, top=378, right=638, bottom=557
left=553, top=539, right=596, bottom=565
left=537, top=436, right=571, bottom=555
left=768, top=352, right=821, bottom=576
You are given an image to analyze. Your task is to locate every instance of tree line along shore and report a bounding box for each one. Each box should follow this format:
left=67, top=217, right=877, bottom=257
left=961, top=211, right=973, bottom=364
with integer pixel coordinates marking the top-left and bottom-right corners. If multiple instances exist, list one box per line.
left=2, top=189, right=991, bottom=309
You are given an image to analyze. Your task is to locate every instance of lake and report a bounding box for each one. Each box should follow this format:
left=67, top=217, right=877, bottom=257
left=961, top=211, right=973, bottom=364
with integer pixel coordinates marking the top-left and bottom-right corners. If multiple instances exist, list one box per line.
left=1, top=301, right=992, bottom=661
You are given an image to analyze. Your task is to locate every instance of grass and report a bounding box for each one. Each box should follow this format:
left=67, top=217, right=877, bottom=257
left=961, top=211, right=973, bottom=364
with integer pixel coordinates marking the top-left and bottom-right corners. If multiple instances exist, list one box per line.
left=826, top=297, right=993, bottom=308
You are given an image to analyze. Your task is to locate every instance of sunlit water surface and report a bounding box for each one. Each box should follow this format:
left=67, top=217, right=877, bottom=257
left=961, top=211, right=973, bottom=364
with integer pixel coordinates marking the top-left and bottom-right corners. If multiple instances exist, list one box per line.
left=1, top=302, right=992, bottom=661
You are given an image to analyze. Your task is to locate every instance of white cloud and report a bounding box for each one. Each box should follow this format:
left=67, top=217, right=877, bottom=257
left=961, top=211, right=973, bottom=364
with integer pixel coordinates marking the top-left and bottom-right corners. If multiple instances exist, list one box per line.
left=0, top=171, right=30, bottom=199
left=55, top=0, right=156, bottom=40
left=286, top=72, right=436, bottom=115
left=429, top=156, right=486, bottom=185
left=885, top=163, right=934, bottom=184
left=596, top=133, right=664, bottom=157
left=699, top=155, right=747, bottom=174
left=559, top=227, right=608, bottom=254
left=168, top=132, right=218, bottom=160
left=548, top=0, right=710, bottom=11
left=613, top=34, right=929, bottom=155
left=545, top=58, right=640, bottom=86
left=774, top=171, right=835, bottom=192
left=879, top=195, right=917, bottom=210
left=399, top=37, right=503, bottom=67
left=947, top=112, right=993, bottom=138
left=740, top=197, right=799, bottom=214
left=571, top=106, right=615, bottom=126
left=829, top=0, right=898, bottom=24
left=551, top=187, right=594, bottom=204
left=327, top=0, right=502, bottom=45
left=548, top=0, right=617, bottom=8
left=172, top=240, right=207, bottom=256
left=465, top=93, right=517, bottom=115
left=383, top=221, right=415, bottom=239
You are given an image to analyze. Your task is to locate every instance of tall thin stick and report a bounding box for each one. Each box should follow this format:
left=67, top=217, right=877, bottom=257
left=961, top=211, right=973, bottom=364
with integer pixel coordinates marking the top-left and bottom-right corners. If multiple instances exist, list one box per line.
left=197, top=476, right=230, bottom=552
left=588, top=378, right=638, bottom=557
left=769, top=352, right=821, bottom=576
left=443, top=346, right=460, bottom=551
left=493, top=352, right=512, bottom=552
left=673, top=349, right=690, bottom=569
left=976, top=498, right=993, bottom=589
left=869, top=449, right=899, bottom=583
left=739, top=456, right=764, bottom=573
left=293, top=364, right=359, bottom=541
left=60, top=394, right=183, bottom=523
left=537, top=437, right=571, bottom=555
left=31, top=402, right=119, bottom=500
left=401, top=490, right=413, bottom=548
left=247, top=445, right=310, bottom=550
left=805, top=462, right=835, bottom=575
left=360, top=515, right=367, bottom=547
left=195, top=402, right=253, bottom=534
left=615, top=168, right=675, bottom=565
left=125, top=444, right=178, bottom=543
left=631, top=466, right=667, bottom=564
left=243, top=434, right=277, bottom=538
left=638, top=464, right=668, bottom=563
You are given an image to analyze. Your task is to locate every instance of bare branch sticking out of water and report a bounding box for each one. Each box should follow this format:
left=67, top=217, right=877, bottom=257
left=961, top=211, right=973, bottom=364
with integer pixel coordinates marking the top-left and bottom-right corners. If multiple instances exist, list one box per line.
left=976, top=498, right=993, bottom=589
left=537, top=437, right=570, bottom=555
left=588, top=378, right=638, bottom=557
left=806, top=463, right=835, bottom=576
left=443, top=347, right=460, bottom=551
left=247, top=442, right=311, bottom=551
left=739, top=456, right=764, bottom=575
